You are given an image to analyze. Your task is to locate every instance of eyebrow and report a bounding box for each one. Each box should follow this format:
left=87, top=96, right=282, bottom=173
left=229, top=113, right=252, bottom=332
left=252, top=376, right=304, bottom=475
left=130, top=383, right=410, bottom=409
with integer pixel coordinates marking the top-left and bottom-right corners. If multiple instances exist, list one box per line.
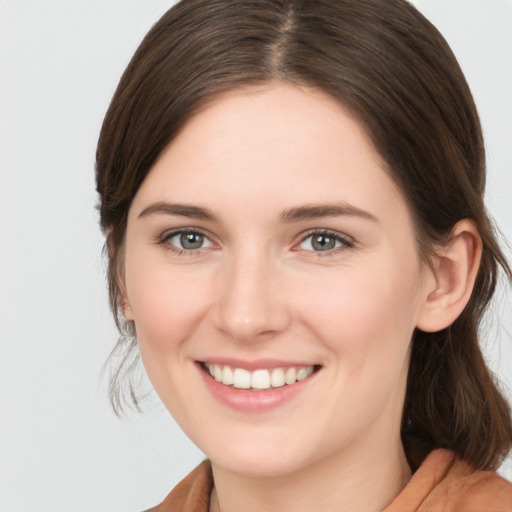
left=138, top=202, right=219, bottom=222
left=137, top=201, right=378, bottom=224
left=279, top=203, right=378, bottom=223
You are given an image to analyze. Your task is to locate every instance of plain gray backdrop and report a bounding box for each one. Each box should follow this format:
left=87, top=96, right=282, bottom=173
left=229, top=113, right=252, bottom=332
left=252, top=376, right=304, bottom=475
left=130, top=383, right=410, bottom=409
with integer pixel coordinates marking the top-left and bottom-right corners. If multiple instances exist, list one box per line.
left=1, top=1, right=511, bottom=511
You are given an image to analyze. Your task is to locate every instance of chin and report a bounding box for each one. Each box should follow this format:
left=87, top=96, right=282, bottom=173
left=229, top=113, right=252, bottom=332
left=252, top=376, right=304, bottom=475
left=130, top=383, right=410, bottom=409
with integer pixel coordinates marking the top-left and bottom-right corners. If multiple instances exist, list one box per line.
left=200, top=432, right=319, bottom=478
left=211, top=451, right=308, bottom=478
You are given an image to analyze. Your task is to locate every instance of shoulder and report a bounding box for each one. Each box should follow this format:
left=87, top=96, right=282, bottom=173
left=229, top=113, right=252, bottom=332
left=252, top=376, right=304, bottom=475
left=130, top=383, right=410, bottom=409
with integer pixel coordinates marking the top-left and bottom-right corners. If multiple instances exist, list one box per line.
left=144, top=460, right=213, bottom=512
left=385, top=449, right=512, bottom=512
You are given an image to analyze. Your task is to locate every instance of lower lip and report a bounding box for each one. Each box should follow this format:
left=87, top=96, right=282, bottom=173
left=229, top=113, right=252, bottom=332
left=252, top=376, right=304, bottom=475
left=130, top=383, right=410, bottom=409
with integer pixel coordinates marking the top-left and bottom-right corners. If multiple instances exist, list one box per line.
left=198, top=364, right=318, bottom=412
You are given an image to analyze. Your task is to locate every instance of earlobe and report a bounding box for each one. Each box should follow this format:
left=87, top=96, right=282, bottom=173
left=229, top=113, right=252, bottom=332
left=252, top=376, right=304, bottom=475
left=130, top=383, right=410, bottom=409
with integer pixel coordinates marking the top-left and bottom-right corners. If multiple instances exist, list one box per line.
left=122, top=303, right=134, bottom=321
left=119, top=277, right=134, bottom=321
left=108, top=235, right=134, bottom=321
left=416, top=219, right=482, bottom=333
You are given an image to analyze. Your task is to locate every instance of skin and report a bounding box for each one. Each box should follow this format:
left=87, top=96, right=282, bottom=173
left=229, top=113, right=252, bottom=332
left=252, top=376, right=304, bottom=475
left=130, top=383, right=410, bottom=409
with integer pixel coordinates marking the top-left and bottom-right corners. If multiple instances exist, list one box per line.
left=121, top=83, right=479, bottom=512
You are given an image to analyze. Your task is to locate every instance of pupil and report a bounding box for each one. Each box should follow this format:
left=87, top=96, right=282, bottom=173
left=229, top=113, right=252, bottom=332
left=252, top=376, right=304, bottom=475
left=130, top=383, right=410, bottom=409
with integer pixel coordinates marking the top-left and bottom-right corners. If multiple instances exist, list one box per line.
left=180, top=232, right=203, bottom=249
left=312, top=234, right=335, bottom=251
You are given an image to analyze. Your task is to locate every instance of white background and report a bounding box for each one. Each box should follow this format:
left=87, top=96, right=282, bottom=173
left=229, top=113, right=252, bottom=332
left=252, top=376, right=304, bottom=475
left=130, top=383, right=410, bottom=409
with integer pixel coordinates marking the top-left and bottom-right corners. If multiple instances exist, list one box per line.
left=0, top=1, right=511, bottom=511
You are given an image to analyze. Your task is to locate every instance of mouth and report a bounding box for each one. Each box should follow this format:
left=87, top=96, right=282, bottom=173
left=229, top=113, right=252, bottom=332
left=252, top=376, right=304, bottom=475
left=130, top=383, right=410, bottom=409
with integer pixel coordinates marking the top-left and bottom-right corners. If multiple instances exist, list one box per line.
left=200, top=362, right=321, bottom=391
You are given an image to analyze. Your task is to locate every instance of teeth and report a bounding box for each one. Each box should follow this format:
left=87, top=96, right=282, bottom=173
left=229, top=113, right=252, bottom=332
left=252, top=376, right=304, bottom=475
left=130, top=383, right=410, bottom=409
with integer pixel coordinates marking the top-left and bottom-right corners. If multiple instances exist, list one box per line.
left=213, top=364, right=222, bottom=382
left=296, top=366, right=314, bottom=381
left=285, top=367, right=296, bottom=385
left=233, top=368, right=252, bottom=389
left=270, top=368, right=286, bottom=387
left=251, top=369, right=270, bottom=390
left=221, top=365, right=234, bottom=385
left=205, top=363, right=315, bottom=390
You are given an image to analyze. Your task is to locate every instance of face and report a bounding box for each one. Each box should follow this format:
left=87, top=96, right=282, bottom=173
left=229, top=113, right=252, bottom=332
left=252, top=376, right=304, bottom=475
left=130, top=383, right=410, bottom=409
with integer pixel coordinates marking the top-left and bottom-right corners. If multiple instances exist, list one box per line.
left=123, top=83, right=433, bottom=477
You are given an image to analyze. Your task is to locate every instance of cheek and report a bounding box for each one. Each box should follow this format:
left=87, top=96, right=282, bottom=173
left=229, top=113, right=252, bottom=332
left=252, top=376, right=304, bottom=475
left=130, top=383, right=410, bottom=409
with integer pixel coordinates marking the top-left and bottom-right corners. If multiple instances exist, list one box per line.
left=294, top=258, right=422, bottom=434
left=125, top=260, right=213, bottom=356
left=124, top=261, right=215, bottom=423
left=296, top=256, right=423, bottom=369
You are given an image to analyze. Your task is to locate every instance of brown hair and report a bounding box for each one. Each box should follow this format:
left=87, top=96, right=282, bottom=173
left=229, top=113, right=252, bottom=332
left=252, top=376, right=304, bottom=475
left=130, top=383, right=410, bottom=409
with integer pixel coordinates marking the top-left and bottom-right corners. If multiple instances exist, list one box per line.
left=96, top=0, right=512, bottom=470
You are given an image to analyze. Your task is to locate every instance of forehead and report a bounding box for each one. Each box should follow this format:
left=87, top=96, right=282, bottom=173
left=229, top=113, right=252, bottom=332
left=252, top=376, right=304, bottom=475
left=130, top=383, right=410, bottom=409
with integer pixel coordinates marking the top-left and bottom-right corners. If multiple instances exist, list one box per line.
left=130, top=82, right=409, bottom=227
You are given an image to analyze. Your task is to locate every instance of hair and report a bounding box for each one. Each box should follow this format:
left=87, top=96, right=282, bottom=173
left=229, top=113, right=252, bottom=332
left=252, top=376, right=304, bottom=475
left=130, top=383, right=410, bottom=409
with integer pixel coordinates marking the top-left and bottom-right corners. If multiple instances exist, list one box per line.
left=96, top=0, right=512, bottom=470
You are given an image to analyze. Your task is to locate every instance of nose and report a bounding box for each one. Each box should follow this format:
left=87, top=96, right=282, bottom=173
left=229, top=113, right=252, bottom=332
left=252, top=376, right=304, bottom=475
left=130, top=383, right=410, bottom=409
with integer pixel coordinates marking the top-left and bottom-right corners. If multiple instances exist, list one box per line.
left=213, top=249, right=291, bottom=343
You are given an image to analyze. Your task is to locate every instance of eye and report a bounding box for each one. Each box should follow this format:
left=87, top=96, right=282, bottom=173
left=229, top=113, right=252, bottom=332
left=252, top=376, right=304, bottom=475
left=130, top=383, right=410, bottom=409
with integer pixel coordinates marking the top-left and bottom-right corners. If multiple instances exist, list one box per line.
left=160, top=229, right=214, bottom=253
left=297, top=230, right=353, bottom=253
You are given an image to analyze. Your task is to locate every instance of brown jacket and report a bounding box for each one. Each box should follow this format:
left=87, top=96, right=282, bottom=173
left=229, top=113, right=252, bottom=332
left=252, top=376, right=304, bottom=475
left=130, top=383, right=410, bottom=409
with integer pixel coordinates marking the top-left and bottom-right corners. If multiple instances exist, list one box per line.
left=147, top=449, right=512, bottom=511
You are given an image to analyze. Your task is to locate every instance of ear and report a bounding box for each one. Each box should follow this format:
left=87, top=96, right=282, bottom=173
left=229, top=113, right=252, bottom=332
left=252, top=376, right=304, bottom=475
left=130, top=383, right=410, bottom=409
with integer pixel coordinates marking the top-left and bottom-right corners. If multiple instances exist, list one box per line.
left=118, top=271, right=134, bottom=321
left=121, top=298, right=134, bottom=321
left=107, top=230, right=134, bottom=322
left=416, top=219, right=482, bottom=333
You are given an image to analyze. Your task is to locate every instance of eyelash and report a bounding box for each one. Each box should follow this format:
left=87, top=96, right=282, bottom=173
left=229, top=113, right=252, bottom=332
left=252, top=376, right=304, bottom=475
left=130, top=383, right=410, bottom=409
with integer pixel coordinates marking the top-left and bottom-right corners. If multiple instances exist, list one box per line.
left=157, top=228, right=354, bottom=256
left=157, top=228, right=214, bottom=256
left=295, top=229, right=354, bottom=256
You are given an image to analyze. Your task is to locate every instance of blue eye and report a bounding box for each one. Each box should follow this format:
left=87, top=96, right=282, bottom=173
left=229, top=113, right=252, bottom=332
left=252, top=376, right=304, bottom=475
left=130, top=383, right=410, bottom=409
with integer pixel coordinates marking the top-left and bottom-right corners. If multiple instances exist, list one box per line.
left=161, top=230, right=213, bottom=252
left=298, top=231, right=353, bottom=252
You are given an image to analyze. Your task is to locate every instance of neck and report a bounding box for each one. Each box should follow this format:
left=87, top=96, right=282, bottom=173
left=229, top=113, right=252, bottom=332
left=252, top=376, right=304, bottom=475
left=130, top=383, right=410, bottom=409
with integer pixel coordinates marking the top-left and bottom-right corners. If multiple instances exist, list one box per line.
left=209, top=436, right=412, bottom=512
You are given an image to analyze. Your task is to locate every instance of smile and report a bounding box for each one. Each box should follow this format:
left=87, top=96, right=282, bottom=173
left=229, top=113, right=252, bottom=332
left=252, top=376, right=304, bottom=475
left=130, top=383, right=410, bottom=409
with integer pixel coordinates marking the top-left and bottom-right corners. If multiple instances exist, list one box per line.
left=202, top=363, right=317, bottom=391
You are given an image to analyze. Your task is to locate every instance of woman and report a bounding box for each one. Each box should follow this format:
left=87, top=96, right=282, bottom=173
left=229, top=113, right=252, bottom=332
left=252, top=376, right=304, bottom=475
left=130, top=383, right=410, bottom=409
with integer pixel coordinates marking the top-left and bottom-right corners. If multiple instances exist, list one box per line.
left=95, top=0, right=512, bottom=510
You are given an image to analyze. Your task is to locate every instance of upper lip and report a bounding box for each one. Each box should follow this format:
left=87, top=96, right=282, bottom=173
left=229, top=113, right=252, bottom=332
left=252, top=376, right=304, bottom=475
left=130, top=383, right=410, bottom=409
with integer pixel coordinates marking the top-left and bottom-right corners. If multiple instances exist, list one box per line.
left=198, top=358, right=319, bottom=371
